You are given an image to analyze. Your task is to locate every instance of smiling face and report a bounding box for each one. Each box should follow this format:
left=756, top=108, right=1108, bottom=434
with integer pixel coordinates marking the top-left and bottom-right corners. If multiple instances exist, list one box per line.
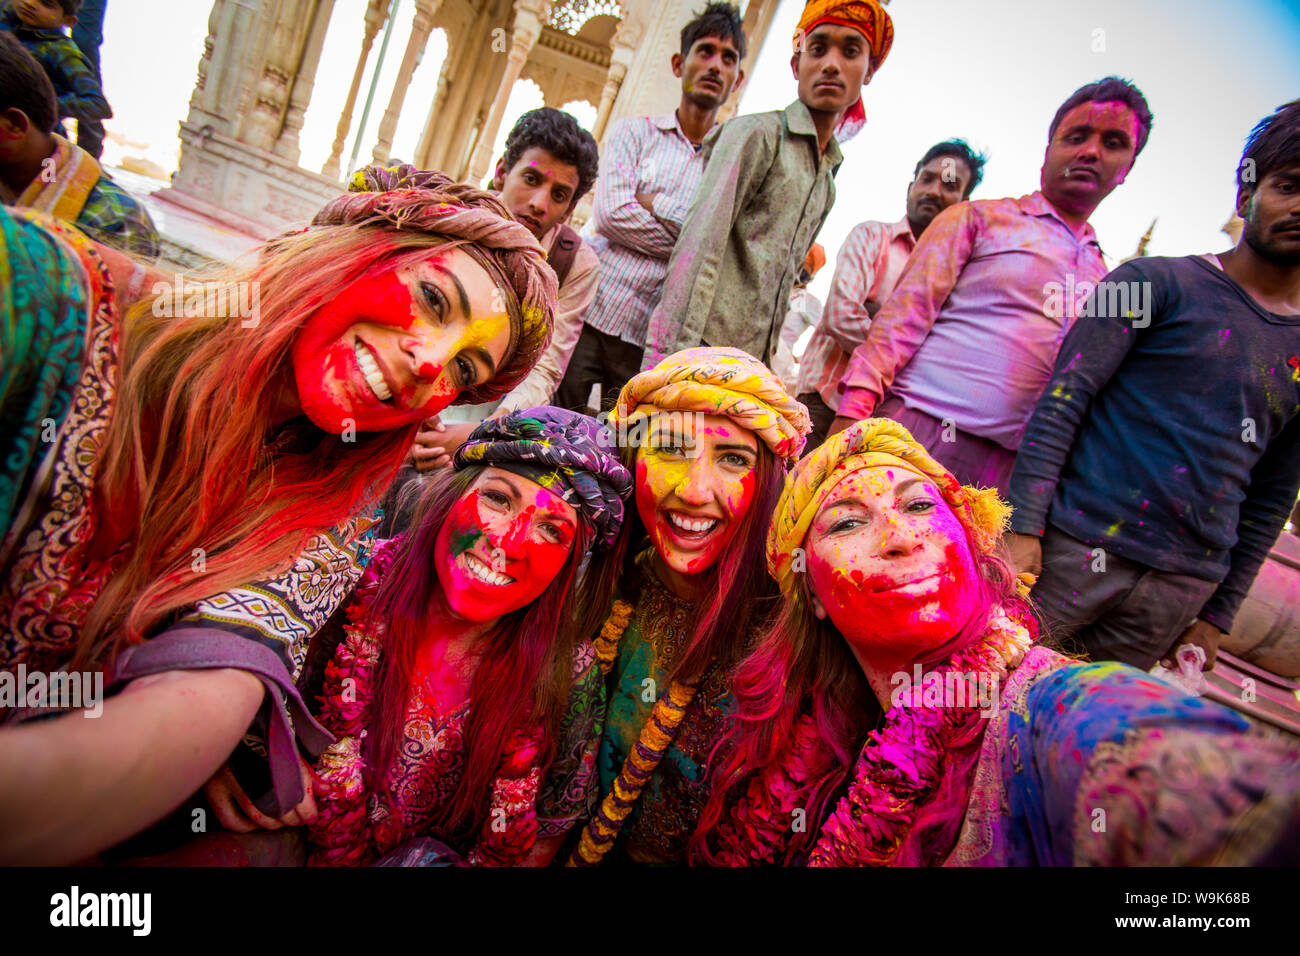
left=906, top=156, right=971, bottom=234
left=1042, top=99, right=1141, bottom=215
left=674, top=33, right=744, bottom=110
left=433, top=467, right=579, bottom=623
left=493, top=146, right=580, bottom=239
left=790, top=24, right=873, bottom=118
left=804, top=466, right=982, bottom=663
left=634, top=412, right=759, bottom=580
left=291, top=247, right=512, bottom=433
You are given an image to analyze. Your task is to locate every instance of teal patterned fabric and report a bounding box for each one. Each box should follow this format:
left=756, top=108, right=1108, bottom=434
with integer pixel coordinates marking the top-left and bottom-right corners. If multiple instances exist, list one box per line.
left=0, top=205, right=89, bottom=534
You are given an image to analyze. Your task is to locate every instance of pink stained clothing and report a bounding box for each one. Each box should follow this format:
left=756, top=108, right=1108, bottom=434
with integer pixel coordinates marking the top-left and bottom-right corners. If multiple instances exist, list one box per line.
left=582, top=113, right=707, bottom=348
left=795, top=216, right=916, bottom=410
left=307, top=537, right=603, bottom=866
left=497, top=224, right=601, bottom=412
left=837, top=191, right=1107, bottom=450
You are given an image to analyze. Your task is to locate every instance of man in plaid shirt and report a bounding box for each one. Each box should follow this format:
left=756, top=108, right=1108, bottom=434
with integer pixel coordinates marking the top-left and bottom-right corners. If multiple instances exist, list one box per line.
left=796, top=140, right=985, bottom=446
left=2, top=0, right=110, bottom=139
left=554, top=3, right=747, bottom=412
left=0, top=30, right=157, bottom=259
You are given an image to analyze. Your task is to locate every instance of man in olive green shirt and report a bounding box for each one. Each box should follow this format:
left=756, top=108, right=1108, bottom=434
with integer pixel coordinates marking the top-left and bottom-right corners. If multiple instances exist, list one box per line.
left=642, top=2, right=894, bottom=369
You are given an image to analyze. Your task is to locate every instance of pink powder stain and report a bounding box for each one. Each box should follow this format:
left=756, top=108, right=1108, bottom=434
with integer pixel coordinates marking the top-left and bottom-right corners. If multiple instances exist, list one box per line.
left=433, top=487, right=573, bottom=623
left=806, top=468, right=983, bottom=656
left=633, top=423, right=756, bottom=577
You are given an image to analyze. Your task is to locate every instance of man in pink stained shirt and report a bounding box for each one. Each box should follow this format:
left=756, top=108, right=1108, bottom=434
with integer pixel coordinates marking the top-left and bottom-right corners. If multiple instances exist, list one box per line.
left=830, top=77, right=1153, bottom=495
left=796, top=139, right=986, bottom=446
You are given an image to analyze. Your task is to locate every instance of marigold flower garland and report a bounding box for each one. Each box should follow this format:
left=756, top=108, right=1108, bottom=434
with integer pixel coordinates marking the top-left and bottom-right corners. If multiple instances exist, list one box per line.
left=566, top=599, right=699, bottom=867
left=308, top=543, right=545, bottom=867
left=806, top=607, right=1034, bottom=867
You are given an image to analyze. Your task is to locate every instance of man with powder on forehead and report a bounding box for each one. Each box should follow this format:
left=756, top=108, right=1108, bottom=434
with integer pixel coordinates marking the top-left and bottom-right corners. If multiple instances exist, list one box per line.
left=831, top=77, right=1152, bottom=497
left=642, top=0, right=893, bottom=372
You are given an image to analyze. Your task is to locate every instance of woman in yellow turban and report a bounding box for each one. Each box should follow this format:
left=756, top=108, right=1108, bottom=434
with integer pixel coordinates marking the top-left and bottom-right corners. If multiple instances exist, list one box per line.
left=567, top=347, right=810, bottom=865
left=693, top=418, right=1300, bottom=866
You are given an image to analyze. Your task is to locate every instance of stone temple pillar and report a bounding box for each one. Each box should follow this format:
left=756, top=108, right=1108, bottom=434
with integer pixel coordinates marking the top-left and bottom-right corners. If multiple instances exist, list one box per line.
left=371, top=0, right=444, bottom=165
left=322, top=0, right=391, bottom=179
left=592, top=17, right=641, bottom=142
left=275, top=0, right=338, bottom=164
left=162, top=0, right=345, bottom=238
left=466, top=0, right=552, bottom=184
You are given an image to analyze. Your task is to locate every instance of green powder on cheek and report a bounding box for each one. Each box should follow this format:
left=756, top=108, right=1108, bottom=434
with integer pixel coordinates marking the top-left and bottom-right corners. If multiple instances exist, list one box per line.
left=449, top=526, right=483, bottom=556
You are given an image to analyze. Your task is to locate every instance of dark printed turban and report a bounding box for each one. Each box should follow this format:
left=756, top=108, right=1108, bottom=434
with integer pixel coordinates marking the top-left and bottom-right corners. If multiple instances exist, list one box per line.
left=454, top=407, right=633, bottom=549
left=312, top=165, right=556, bottom=406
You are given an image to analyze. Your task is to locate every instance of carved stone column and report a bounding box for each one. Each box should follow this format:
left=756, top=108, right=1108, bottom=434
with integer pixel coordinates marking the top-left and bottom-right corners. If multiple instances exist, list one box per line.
left=274, top=0, right=337, bottom=163
left=465, top=0, right=551, bottom=184
left=242, top=0, right=316, bottom=151
left=592, top=17, right=640, bottom=142
left=370, top=0, right=444, bottom=165
left=321, top=0, right=391, bottom=177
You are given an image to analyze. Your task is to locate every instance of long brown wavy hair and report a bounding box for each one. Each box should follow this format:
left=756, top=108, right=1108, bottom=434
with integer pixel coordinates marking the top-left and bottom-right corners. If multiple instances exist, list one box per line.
left=73, top=201, right=553, bottom=669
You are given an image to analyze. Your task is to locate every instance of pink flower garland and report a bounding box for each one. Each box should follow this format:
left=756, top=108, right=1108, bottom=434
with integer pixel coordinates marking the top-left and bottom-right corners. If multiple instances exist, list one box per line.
left=708, top=714, right=838, bottom=866
left=808, top=608, right=1034, bottom=867
left=307, top=539, right=544, bottom=867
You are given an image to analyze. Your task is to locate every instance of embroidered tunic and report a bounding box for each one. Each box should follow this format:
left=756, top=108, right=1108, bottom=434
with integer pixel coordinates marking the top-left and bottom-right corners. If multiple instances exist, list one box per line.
left=308, top=537, right=603, bottom=866
left=595, top=549, right=733, bottom=864
left=711, top=646, right=1300, bottom=866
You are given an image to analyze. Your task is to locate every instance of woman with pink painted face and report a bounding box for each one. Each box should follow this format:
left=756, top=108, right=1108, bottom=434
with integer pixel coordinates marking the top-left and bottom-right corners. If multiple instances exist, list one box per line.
left=566, top=347, right=811, bottom=866
left=304, top=408, right=632, bottom=866
left=695, top=419, right=1300, bottom=866
left=0, top=171, right=558, bottom=864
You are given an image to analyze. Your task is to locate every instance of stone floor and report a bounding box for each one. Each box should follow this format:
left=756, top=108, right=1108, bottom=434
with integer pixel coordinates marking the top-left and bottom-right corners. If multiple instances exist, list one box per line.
left=107, top=165, right=263, bottom=271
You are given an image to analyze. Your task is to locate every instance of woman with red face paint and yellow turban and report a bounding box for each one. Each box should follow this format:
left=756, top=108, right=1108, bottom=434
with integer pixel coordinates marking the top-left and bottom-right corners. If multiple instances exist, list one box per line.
left=693, top=419, right=1300, bottom=866
left=566, top=347, right=811, bottom=866
left=0, top=169, right=557, bottom=864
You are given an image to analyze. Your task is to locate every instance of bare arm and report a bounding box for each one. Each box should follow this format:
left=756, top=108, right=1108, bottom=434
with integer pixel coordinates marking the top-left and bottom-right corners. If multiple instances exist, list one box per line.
left=0, top=667, right=264, bottom=864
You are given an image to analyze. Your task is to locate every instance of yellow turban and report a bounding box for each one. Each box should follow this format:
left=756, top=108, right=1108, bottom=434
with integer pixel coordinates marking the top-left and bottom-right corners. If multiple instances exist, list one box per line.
left=610, top=347, right=811, bottom=464
left=766, top=418, right=1011, bottom=595
left=792, top=0, right=894, bottom=67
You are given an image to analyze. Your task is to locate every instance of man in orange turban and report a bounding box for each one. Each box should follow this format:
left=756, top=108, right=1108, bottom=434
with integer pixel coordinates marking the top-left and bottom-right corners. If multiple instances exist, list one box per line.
left=643, top=1, right=890, bottom=373
left=792, top=0, right=894, bottom=141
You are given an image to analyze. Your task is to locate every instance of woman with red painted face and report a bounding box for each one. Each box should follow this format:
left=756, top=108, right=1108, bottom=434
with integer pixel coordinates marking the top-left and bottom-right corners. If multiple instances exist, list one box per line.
left=303, top=408, right=631, bottom=866
left=566, top=347, right=812, bottom=866
left=693, top=419, right=1300, bottom=867
left=0, top=171, right=558, bottom=864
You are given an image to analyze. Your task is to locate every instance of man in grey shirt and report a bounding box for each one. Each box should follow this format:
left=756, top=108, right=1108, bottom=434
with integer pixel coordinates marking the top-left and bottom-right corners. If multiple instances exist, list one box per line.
left=642, top=2, right=894, bottom=369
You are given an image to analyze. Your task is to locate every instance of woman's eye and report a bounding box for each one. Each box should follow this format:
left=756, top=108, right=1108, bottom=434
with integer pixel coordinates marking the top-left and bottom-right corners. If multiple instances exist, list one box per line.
left=721, top=452, right=752, bottom=469
left=454, top=355, right=476, bottom=388
left=829, top=516, right=864, bottom=534
left=905, top=498, right=936, bottom=514
left=422, top=281, right=447, bottom=319
left=481, top=490, right=509, bottom=509
left=538, top=522, right=564, bottom=544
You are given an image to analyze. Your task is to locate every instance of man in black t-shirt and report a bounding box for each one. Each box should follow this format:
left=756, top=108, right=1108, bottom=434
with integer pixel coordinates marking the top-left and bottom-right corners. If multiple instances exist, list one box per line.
left=1007, top=99, right=1300, bottom=671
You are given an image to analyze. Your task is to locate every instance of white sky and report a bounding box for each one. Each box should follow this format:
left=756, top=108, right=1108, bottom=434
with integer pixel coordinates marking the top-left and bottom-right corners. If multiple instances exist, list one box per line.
left=97, top=0, right=1300, bottom=297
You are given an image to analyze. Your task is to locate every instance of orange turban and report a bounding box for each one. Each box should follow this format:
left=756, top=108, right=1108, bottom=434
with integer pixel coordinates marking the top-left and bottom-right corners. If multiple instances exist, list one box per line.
left=792, top=0, right=894, bottom=142
left=803, top=243, right=826, bottom=277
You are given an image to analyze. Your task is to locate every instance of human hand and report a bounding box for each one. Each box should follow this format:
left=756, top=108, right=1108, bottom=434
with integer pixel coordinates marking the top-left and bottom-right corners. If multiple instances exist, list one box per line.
left=203, top=756, right=318, bottom=832
left=1162, top=618, right=1223, bottom=672
left=828, top=415, right=856, bottom=438
left=1004, top=533, right=1043, bottom=578
left=635, top=192, right=656, bottom=213
left=411, top=418, right=476, bottom=472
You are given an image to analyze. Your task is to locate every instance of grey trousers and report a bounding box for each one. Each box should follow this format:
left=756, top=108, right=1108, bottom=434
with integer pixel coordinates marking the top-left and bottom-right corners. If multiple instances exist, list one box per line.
left=1031, top=525, right=1218, bottom=670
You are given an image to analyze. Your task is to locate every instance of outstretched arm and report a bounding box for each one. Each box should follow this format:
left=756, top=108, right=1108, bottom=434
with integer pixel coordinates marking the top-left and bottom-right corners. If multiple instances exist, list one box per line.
left=0, top=667, right=263, bottom=864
